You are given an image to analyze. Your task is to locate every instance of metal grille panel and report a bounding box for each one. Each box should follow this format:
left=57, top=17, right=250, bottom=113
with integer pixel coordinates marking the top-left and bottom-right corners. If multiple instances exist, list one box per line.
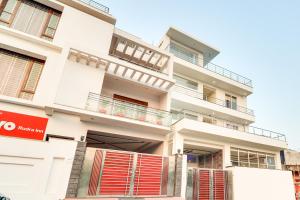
left=199, top=170, right=210, bottom=200
left=87, top=150, right=103, bottom=195
left=83, top=148, right=171, bottom=197
left=134, top=154, right=163, bottom=195
left=99, top=151, right=133, bottom=195
left=213, top=171, right=225, bottom=200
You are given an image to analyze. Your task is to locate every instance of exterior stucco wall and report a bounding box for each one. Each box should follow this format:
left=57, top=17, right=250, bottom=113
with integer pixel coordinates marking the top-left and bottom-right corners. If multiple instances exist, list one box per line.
left=0, top=136, right=77, bottom=200
left=229, top=167, right=295, bottom=200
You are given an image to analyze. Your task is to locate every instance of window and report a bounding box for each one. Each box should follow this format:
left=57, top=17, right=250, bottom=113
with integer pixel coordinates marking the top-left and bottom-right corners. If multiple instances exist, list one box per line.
left=0, top=48, right=44, bottom=100
left=230, top=149, right=239, bottom=166
left=174, top=74, right=198, bottom=90
left=170, top=42, right=199, bottom=65
left=249, top=152, right=258, bottom=168
left=225, top=94, right=237, bottom=110
left=226, top=123, right=239, bottom=130
left=258, top=154, right=267, bottom=168
left=41, top=10, right=60, bottom=40
left=0, top=0, right=61, bottom=40
left=266, top=155, right=276, bottom=169
left=230, top=148, right=276, bottom=169
left=184, top=113, right=198, bottom=121
left=0, top=0, right=19, bottom=24
left=203, top=116, right=217, bottom=125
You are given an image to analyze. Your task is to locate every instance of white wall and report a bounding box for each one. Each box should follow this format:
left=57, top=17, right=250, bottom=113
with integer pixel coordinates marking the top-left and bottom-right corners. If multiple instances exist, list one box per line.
left=0, top=136, right=77, bottom=200
left=55, top=59, right=106, bottom=109
left=101, top=76, right=163, bottom=109
left=230, top=167, right=295, bottom=200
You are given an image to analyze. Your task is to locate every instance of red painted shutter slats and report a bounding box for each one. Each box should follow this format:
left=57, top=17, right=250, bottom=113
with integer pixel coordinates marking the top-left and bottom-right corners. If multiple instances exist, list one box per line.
left=99, top=151, right=133, bottom=195
left=88, top=150, right=103, bottom=196
left=213, top=171, right=225, bottom=200
left=199, top=170, right=210, bottom=200
left=134, top=154, right=163, bottom=196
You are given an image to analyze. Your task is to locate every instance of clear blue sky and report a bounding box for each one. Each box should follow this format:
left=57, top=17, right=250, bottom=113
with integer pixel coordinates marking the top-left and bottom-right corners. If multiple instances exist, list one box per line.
left=99, top=0, right=300, bottom=150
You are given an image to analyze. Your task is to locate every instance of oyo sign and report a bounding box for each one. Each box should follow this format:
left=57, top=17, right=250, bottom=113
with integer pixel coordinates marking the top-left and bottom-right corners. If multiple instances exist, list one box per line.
left=0, top=110, right=48, bottom=140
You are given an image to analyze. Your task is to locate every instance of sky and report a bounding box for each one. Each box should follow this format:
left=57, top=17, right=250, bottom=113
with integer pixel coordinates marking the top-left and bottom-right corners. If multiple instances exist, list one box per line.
left=99, top=0, right=300, bottom=150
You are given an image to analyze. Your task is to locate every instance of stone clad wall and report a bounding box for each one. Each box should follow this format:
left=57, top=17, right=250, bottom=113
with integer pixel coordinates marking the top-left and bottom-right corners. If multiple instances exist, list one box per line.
left=66, top=142, right=87, bottom=198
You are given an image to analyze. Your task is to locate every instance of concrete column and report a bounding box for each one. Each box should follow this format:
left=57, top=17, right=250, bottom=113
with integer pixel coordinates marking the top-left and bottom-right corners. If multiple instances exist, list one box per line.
left=65, top=141, right=87, bottom=198
left=223, top=144, right=231, bottom=169
left=173, top=154, right=187, bottom=198
left=172, top=131, right=184, bottom=155
left=275, top=152, right=282, bottom=170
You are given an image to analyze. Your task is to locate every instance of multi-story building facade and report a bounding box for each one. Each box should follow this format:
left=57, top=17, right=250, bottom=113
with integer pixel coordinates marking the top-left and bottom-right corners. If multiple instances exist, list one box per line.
left=0, top=0, right=295, bottom=200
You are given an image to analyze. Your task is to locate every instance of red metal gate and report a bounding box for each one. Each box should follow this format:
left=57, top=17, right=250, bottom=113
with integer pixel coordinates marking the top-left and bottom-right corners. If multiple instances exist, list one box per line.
left=189, top=169, right=228, bottom=200
left=134, top=154, right=163, bottom=195
left=80, top=148, right=171, bottom=197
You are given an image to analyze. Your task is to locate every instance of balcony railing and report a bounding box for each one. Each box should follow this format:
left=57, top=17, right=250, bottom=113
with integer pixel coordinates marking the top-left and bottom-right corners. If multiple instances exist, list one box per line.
left=79, top=0, right=110, bottom=13
left=174, top=84, right=254, bottom=116
left=177, top=110, right=286, bottom=142
left=248, top=126, right=286, bottom=142
left=169, top=43, right=252, bottom=87
left=86, top=93, right=172, bottom=126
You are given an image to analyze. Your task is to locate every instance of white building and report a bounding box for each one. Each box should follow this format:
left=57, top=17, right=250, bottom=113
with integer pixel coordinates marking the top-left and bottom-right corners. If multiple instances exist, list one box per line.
left=0, top=0, right=295, bottom=200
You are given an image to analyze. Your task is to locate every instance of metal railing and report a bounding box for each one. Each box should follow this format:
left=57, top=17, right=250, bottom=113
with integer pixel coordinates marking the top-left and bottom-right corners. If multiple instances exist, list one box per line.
left=86, top=93, right=172, bottom=126
left=79, top=0, right=110, bottom=13
left=177, top=110, right=286, bottom=142
left=248, top=126, right=286, bottom=141
left=169, top=43, right=252, bottom=87
left=174, top=84, right=254, bottom=116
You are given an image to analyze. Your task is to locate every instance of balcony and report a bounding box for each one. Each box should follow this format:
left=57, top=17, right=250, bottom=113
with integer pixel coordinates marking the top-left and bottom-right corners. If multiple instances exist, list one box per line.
left=173, top=84, right=254, bottom=116
left=79, top=0, right=109, bottom=13
left=176, top=110, right=286, bottom=142
left=173, top=118, right=287, bottom=149
left=109, top=29, right=171, bottom=74
left=169, top=43, right=253, bottom=89
left=86, top=93, right=173, bottom=127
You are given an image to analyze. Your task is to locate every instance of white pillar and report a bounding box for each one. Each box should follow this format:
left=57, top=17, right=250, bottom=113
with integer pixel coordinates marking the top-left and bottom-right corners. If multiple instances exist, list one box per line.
left=223, top=144, right=231, bottom=169
left=172, top=131, right=184, bottom=155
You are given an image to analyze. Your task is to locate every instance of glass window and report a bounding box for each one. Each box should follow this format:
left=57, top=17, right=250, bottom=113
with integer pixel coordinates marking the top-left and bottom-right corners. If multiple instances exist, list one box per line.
left=231, top=96, right=237, bottom=110
left=184, top=112, right=198, bottom=121
left=0, top=0, right=61, bottom=40
left=226, top=94, right=237, bottom=110
left=42, top=11, right=60, bottom=40
left=0, top=0, right=18, bottom=23
left=258, top=154, right=267, bottom=168
left=170, top=42, right=198, bottom=65
left=230, top=149, right=239, bottom=166
left=231, top=148, right=276, bottom=170
left=174, top=74, right=198, bottom=90
left=239, top=151, right=249, bottom=167
left=203, top=116, right=217, bottom=124
left=226, top=123, right=239, bottom=130
left=249, top=152, right=258, bottom=168
left=267, top=155, right=276, bottom=169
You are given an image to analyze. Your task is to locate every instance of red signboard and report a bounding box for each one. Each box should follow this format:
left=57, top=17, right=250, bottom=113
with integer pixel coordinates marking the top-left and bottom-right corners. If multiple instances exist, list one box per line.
left=0, top=110, right=48, bottom=140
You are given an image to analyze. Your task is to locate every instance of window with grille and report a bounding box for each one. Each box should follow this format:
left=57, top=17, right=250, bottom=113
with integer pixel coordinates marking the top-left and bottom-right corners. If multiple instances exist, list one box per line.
left=0, top=0, right=61, bottom=40
left=230, top=147, right=276, bottom=169
left=0, top=48, right=44, bottom=100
